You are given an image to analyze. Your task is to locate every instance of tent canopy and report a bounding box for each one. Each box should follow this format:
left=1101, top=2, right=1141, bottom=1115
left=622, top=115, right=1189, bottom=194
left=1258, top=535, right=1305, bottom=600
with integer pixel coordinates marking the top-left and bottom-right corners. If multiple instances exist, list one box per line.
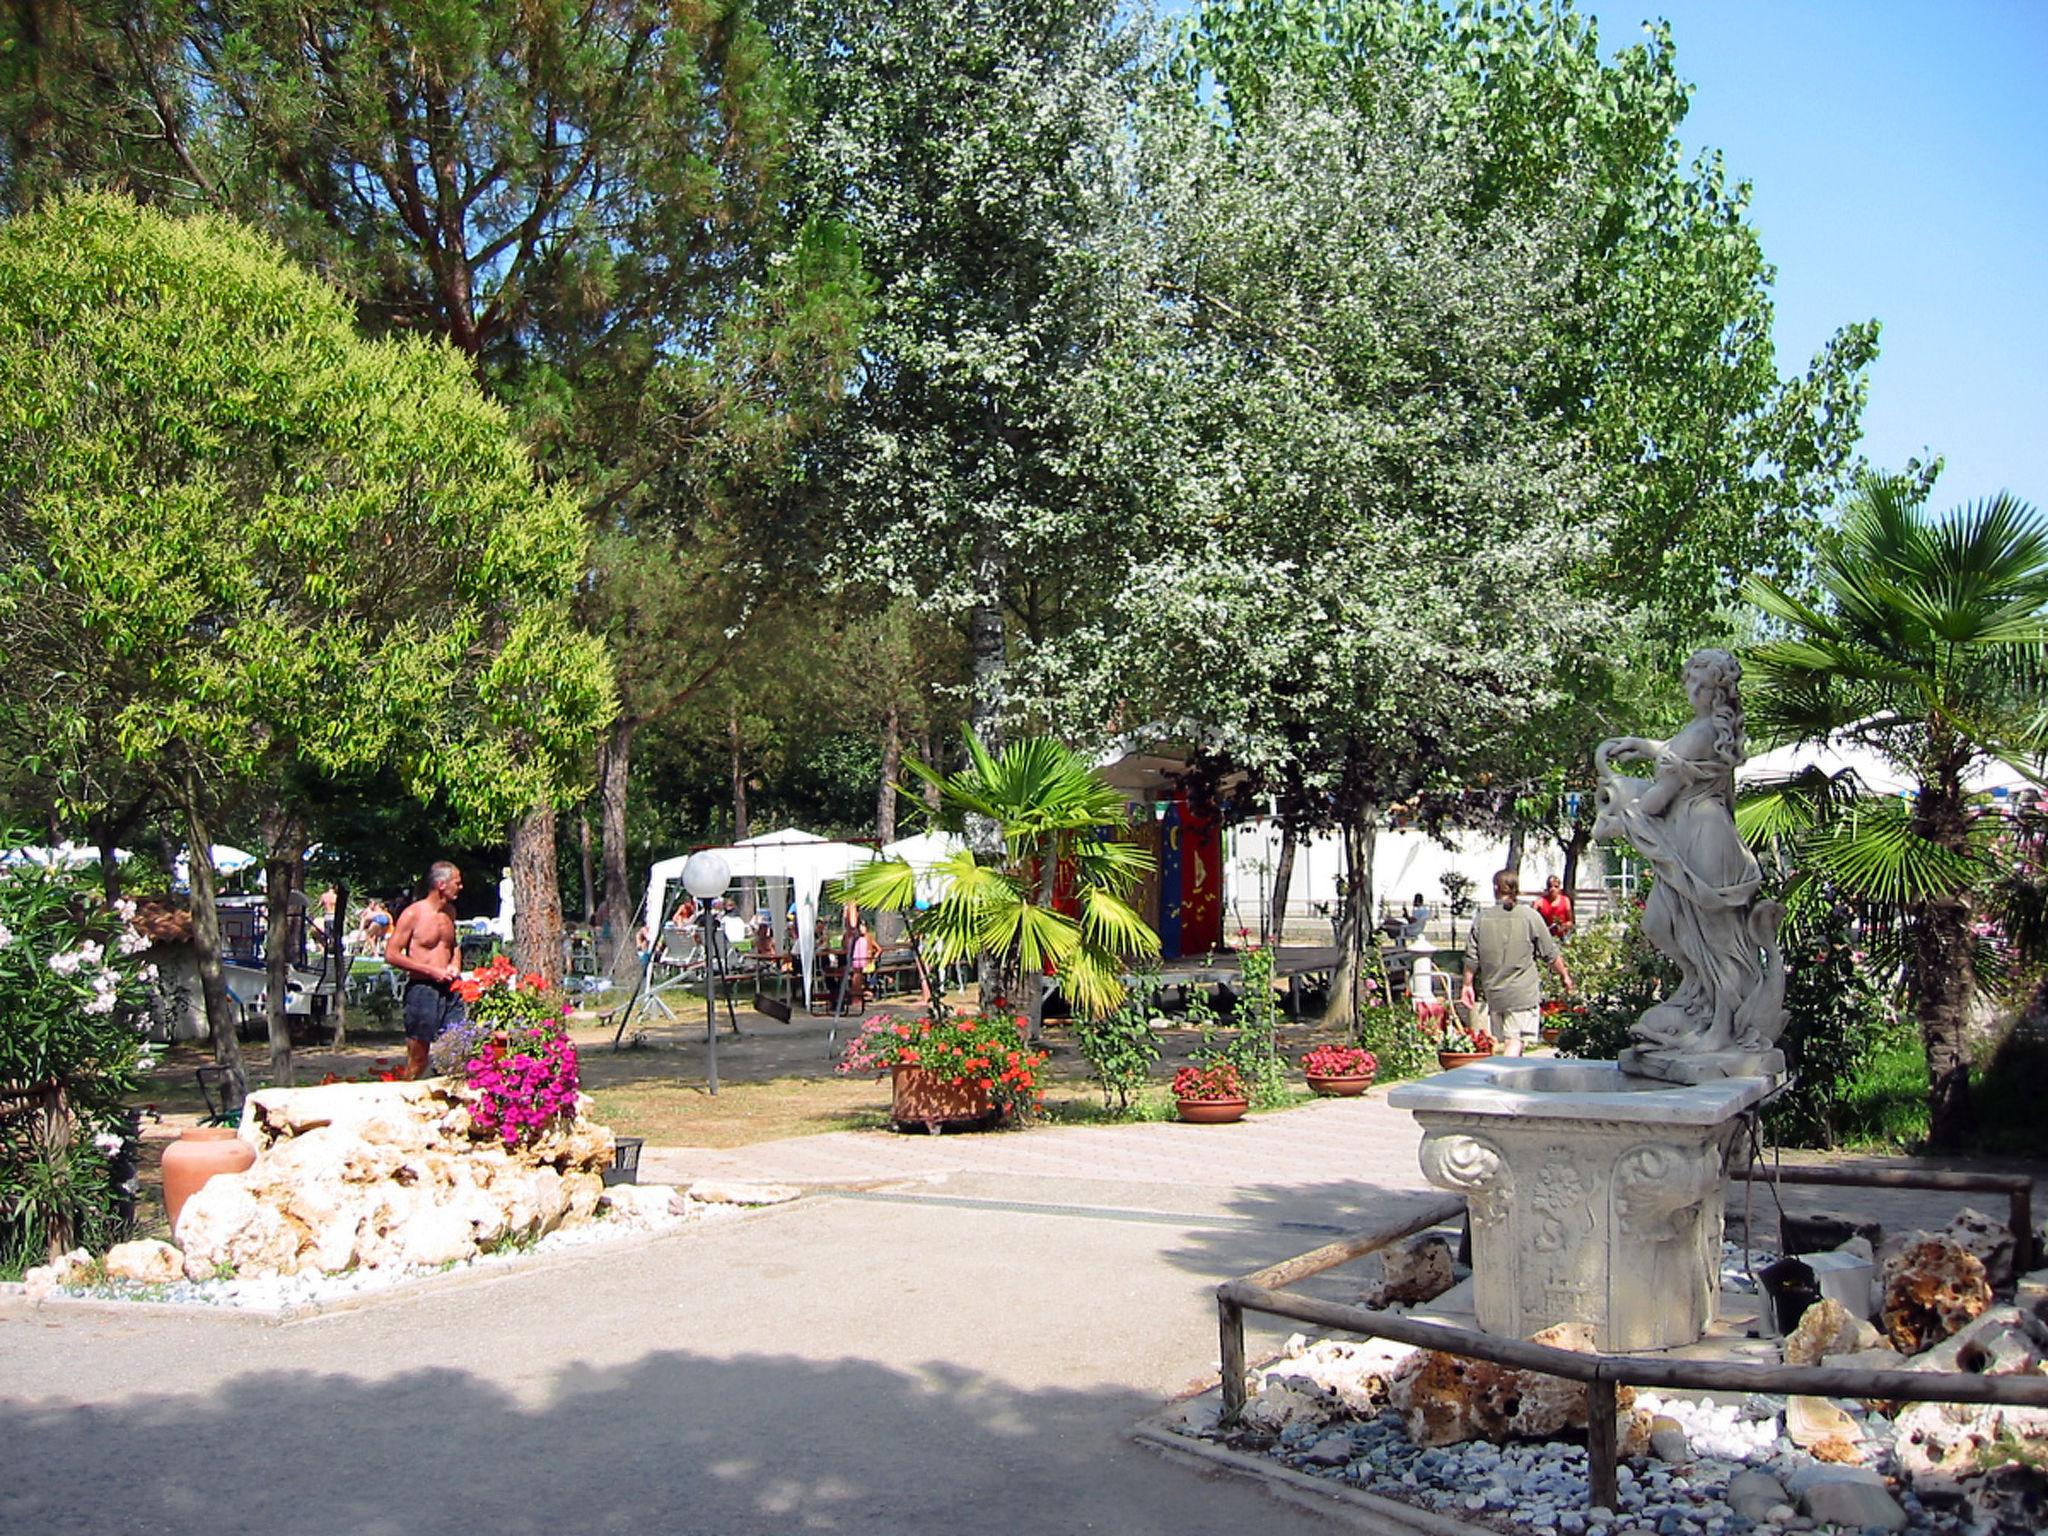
left=643, top=829, right=873, bottom=1012
left=879, top=830, right=971, bottom=906
left=1740, top=730, right=2037, bottom=797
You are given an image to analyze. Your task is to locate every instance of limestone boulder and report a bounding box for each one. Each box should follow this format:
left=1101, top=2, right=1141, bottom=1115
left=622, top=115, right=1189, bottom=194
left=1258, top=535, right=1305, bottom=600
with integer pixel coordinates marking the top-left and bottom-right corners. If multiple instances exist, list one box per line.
left=21, top=1247, right=94, bottom=1300
left=1371, top=1233, right=1458, bottom=1306
left=1240, top=1379, right=1334, bottom=1436
left=104, top=1239, right=183, bottom=1285
left=1253, top=1337, right=1419, bottom=1418
left=171, top=1081, right=624, bottom=1280
left=178, top=1179, right=302, bottom=1279
left=2016, top=1266, right=2048, bottom=1325
left=1788, top=1463, right=1907, bottom=1531
left=1390, top=1322, right=1635, bottom=1448
left=1942, top=1206, right=2016, bottom=1291
left=1785, top=1298, right=1858, bottom=1366
left=1908, top=1303, right=2048, bottom=1377
left=598, top=1183, right=681, bottom=1231
left=1881, top=1234, right=1992, bottom=1354
left=686, top=1179, right=799, bottom=1207
left=1785, top=1394, right=1863, bottom=1460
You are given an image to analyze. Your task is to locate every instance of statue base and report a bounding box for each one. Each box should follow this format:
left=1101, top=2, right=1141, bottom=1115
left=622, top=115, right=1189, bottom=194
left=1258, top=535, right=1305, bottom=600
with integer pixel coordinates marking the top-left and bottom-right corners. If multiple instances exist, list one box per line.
left=1389, top=1058, right=1780, bottom=1350
left=1618, top=1046, right=1786, bottom=1086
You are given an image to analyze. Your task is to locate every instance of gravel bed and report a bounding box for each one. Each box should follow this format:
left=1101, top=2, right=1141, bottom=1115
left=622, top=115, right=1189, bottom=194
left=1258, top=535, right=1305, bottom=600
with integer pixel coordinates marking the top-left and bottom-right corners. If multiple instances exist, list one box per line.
left=38, top=1200, right=738, bottom=1313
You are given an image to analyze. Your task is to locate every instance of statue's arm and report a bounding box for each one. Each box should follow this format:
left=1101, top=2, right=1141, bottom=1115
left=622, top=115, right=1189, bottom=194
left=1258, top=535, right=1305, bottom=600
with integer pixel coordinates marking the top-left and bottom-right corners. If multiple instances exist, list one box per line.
left=1595, top=735, right=1662, bottom=773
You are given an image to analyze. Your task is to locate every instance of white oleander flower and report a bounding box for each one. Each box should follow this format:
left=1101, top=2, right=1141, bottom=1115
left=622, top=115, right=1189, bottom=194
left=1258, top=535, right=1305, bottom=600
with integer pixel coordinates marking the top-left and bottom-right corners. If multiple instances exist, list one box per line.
left=0, top=920, right=12, bottom=946
left=93, top=1132, right=123, bottom=1156
left=118, top=928, right=150, bottom=955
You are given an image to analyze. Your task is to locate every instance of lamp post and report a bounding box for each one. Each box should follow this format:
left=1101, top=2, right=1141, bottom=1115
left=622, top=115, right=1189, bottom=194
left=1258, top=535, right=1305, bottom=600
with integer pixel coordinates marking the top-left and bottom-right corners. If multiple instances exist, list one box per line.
left=680, top=851, right=731, bottom=1095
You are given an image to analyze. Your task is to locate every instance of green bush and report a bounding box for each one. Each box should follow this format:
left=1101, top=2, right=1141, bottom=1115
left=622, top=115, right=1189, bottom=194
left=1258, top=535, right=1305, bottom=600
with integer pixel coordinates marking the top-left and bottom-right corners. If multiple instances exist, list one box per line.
left=1767, top=903, right=1903, bottom=1148
left=1073, top=971, right=1162, bottom=1115
left=0, top=849, right=157, bottom=1272
left=1556, top=895, right=1672, bottom=1062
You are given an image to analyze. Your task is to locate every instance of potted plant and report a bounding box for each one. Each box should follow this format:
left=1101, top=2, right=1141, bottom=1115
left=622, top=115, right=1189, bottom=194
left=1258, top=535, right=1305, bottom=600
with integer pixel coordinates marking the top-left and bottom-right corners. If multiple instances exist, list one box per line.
left=1436, top=1021, right=1495, bottom=1071
left=1299, top=1043, right=1378, bottom=1096
left=1538, top=997, right=1584, bottom=1046
left=1171, top=1060, right=1248, bottom=1124
left=838, top=1010, right=1047, bottom=1134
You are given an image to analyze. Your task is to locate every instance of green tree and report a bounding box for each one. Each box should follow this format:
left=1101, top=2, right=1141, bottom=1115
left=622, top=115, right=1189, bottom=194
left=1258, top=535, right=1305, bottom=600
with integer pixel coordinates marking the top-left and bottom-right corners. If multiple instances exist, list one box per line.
left=0, top=193, right=613, bottom=1081
left=1741, top=474, right=2048, bottom=1149
left=837, top=731, right=1159, bottom=1034
left=1035, top=59, right=1610, bottom=1026
left=0, top=0, right=864, bottom=981
left=763, top=0, right=1140, bottom=735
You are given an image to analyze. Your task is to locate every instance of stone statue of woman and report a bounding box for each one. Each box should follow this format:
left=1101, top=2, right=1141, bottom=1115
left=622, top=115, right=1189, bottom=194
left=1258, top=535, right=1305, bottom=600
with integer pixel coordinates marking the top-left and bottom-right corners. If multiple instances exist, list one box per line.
left=1593, top=648, right=1787, bottom=1084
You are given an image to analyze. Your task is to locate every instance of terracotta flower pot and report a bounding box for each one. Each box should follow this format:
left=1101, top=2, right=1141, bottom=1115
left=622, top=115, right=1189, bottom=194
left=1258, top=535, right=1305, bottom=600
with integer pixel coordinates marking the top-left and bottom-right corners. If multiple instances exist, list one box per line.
left=1305, top=1072, right=1376, bottom=1097
left=1436, top=1050, right=1491, bottom=1071
left=890, top=1064, right=995, bottom=1134
left=162, top=1126, right=256, bottom=1236
left=1539, top=1026, right=1562, bottom=1045
left=1176, top=1096, right=1249, bottom=1124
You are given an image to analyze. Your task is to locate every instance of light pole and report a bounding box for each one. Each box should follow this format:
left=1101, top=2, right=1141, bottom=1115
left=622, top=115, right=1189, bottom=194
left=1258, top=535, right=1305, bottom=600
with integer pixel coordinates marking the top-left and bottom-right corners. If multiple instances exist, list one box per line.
left=681, top=850, right=731, bottom=1095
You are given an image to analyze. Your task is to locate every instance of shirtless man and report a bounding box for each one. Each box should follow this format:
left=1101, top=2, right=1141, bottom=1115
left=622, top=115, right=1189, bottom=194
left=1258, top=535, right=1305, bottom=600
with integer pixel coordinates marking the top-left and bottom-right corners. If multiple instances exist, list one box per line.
left=386, top=861, right=466, bottom=1078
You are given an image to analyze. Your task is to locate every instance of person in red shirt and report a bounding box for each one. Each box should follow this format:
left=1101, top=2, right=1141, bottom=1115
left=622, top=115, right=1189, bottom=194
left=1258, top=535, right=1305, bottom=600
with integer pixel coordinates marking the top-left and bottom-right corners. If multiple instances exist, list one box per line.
left=1532, top=875, right=1574, bottom=940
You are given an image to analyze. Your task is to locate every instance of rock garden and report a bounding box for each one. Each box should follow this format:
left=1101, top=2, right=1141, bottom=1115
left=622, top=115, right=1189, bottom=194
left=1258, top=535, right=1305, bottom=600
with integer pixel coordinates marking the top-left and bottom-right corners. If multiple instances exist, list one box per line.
left=1170, top=1205, right=2048, bottom=1536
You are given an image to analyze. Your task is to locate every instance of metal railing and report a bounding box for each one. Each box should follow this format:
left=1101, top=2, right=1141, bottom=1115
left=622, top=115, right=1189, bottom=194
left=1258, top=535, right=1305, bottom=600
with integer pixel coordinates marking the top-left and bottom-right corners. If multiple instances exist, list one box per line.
left=1216, top=1165, right=2048, bottom=1511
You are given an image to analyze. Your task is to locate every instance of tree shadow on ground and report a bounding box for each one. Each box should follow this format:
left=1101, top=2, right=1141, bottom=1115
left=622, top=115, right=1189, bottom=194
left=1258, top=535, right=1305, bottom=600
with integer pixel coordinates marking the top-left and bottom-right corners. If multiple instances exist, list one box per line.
left=0, top=1346, right=1319, bottom=1536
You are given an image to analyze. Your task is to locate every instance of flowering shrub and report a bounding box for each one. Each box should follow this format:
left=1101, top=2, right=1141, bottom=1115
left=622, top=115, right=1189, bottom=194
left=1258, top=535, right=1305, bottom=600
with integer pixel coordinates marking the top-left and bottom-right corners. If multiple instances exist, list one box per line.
left=1439, top=1022, right=1495, bottom=1055
left=430, top=957, right=580, bottom=1151
left=1171, top=1060, right=1245, bottom=1102
left=838, top=1010, right=1048, bottom=1121
left=0, top=849, right=158, bottom=1269
left=464, top=1029, right=581, bottom=1151
left=1300, top=1044, right=1377, bottom=1078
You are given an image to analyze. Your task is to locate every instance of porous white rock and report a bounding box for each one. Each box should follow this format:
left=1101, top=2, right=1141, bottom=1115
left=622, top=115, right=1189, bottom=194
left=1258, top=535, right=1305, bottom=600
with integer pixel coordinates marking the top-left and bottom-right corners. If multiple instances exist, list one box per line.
left=104, top=1239, right=183, bottom=1284
left=685, top=1179, right=799, bottom=1206
left=1391, top=1322, right=1637, bottom=1448
left=174, top=1080, right=617, bottom=1280
left=1372, top=1232, right=1457, bottom=1306
left=1941, top=1206, right=2016, bottom=1291
left=1878, top=1233, right=1991, bottom=1353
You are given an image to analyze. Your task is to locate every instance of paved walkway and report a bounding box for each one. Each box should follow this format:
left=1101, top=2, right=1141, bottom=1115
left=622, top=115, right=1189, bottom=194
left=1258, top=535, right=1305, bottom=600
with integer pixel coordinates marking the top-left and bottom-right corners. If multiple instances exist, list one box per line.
left=5, top=1089, right=2040, bottom=1536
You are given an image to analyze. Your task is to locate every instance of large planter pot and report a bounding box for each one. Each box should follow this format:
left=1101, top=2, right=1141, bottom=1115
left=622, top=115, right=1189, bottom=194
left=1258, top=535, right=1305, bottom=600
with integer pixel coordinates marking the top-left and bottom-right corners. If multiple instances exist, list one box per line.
left=1539, top=1026, right=1562, bottom=1046
left=890, top=1064, right=995, bottom=1134
left=162, top=1126, right=255, bottom=1236
left=1305, top=1072, right=1376, bottom=1098
left=1176, top=1096, right=1249, bottom=1125
left=1436, top=1050, right=1492, bottom=1071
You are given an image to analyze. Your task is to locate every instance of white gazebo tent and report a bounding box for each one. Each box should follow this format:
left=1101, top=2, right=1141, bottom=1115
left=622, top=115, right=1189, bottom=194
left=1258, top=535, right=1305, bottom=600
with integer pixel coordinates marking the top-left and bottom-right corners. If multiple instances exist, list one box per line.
left=1739, top=731, right=2038, bottom=798
left=879, top=830, right=971, bottom=904
left=642, top=829, right=874, bottom=1013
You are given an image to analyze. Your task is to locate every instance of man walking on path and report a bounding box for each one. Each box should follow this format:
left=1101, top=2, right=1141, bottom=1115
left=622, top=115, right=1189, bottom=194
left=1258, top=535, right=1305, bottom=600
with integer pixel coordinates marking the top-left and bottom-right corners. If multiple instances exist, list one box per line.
left=386, top=860, right=466, bottom=1078
left=1461, top=868, right=1574, bottom=1056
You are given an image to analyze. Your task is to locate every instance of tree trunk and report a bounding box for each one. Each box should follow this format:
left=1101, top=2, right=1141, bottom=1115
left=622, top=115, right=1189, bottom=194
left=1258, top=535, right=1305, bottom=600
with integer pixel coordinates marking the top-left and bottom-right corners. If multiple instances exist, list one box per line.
left=1268, top=822, right=1298, bottom=947
left=920, top=730, right=943, bottom=817
left=1560, top=820, right=1591, bottom=905
left=329, top=880, right=349, bottom=1052
left=1320, top=813, right=1377, bottom=1033
left=1505, top=823, right=1526, bottom=875
left=510, top=801, right=565, bottom=985
left=1025, top=844, right=1059, bottom=1043
left=967, top=532, right=1006, bottom=749
left=730, top=709, right=755, bottom=917
left=877, top=703, right=901, bottom=844
left=181, top=793, right=244, bottom=1074
left=36, top=1083, right=75, bottom=1261
left=597, top=716, right=638, bottom=978
left=259, top=803, right=307, bottom=1088
left=95, top=824, right=122, bottom=901
left=1914, top=769, right=1979, bottom=1149
left=577, top=811, right=595, bottom=924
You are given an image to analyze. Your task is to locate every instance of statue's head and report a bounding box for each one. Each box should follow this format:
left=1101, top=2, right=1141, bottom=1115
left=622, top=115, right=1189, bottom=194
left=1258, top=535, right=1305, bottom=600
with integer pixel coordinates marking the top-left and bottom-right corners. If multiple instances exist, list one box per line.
left=1682, top=648, right=1745, bottom=763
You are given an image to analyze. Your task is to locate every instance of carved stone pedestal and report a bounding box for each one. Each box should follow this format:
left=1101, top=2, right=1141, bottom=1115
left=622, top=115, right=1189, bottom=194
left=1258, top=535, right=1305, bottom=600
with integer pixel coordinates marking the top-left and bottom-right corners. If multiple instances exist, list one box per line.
left=1388, top=1059, right=1778, bottom=1351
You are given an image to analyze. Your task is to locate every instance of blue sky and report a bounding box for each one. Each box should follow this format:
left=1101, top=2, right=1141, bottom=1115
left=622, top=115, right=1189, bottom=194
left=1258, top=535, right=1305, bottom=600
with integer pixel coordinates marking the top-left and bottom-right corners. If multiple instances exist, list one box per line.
left=1582, top=1, right=2047, bottom=505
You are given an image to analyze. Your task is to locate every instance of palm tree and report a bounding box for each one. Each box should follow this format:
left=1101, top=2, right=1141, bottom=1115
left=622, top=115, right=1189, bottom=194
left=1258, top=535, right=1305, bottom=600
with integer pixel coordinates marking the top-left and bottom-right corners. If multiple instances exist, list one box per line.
left=1741, top=474, right=2048, bottom=1148
left=837, top=729, right=1160, bottom=1033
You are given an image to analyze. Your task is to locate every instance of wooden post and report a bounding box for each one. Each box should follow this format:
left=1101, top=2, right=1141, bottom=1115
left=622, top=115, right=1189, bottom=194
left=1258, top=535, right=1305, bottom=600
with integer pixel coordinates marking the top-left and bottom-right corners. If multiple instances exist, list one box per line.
left=1218, top=1296, right=1248, bottom=1427
left=1586, top=1377, right=1619, bottom=1511
left=2014, top=1185, right=2036, bottom=1275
